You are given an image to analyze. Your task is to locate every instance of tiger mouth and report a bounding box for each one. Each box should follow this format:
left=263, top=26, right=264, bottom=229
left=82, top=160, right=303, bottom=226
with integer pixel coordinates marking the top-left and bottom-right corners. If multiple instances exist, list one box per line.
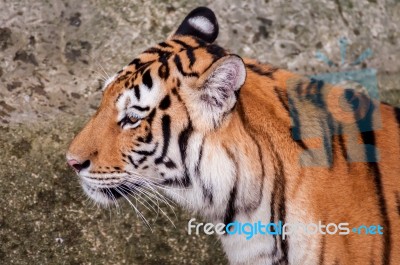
left=81, top=180, right=143, bottom=204
left=99, top=184, right=131, bottom=199
left=99, top=182, right=143, bottom=200
left=99, top=186, right=124, bottom=199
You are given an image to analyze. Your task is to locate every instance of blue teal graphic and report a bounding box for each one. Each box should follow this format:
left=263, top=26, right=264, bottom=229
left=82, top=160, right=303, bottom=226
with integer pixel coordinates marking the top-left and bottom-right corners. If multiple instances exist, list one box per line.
left=312, top=37, right=378, bottom=99
left=352, top=224, right=384, bottom=235
left=288, top=38, right=381, bottom=167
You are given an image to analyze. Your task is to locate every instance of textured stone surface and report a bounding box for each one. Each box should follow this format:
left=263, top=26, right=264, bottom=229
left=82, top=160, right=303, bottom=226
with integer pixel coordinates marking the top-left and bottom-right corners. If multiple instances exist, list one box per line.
left=0, top=0, right=399, bottom=264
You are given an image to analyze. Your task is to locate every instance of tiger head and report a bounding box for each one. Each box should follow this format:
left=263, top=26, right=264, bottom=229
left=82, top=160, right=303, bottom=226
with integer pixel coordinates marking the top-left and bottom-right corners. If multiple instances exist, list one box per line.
left=66, top=7, right=246, bottom=206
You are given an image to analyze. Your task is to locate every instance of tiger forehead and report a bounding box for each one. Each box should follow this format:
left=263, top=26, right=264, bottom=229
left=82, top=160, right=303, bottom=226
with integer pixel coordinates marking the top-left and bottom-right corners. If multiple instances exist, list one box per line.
left=110, top=36, right=227, bottom=88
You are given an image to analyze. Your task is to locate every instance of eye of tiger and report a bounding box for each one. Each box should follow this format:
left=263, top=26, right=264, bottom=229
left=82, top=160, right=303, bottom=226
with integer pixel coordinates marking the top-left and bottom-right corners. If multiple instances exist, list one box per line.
left=118, top=115, right=141, bottom=128
left=127, top=115, right=139, bottom=124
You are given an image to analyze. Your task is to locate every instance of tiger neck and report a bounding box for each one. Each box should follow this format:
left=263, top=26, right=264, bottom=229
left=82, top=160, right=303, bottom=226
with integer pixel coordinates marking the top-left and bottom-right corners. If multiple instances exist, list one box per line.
left=170, top=96, right=299, bottom=223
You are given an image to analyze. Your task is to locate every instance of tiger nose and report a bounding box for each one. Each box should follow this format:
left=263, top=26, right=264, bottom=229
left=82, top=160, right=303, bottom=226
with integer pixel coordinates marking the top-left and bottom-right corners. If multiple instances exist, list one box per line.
left=67, top=159, right=91, bottom=172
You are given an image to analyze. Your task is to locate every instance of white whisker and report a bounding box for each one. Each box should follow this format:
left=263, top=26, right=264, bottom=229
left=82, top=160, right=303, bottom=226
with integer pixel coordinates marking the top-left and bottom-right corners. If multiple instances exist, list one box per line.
left=115, top=187, right=153, bottom=231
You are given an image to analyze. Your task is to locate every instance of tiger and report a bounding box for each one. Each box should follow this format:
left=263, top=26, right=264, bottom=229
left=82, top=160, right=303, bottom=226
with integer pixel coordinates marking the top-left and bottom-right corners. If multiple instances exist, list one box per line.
left=66, top=6, right=400, bottom=265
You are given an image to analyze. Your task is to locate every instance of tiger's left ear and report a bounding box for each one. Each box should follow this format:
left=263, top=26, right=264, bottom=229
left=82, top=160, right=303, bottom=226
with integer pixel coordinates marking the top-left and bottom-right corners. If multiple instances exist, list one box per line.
left=189, top=55, right=246, bottom=130
left=170, top=7, right=219, bottom=43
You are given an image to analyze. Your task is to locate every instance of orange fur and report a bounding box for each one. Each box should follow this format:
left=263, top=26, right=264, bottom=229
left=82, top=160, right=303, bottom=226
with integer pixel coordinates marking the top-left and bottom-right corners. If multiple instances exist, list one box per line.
left=67, top=13, right=400, bottom=265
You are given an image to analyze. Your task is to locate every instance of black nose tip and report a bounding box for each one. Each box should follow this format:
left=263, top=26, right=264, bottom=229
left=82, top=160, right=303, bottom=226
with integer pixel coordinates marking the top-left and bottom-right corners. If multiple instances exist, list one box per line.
left=67, top=159, right=91, bottom=172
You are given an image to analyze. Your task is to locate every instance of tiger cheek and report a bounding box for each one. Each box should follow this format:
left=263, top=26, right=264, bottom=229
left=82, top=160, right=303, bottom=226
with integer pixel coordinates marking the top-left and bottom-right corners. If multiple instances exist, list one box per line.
left=125, top=123, right=147, bottom=148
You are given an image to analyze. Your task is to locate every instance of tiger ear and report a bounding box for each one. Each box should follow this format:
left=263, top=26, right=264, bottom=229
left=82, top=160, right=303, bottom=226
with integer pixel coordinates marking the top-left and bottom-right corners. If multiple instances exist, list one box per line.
left=189, top=55, right=246, bottom=130
left=170, top=7, right=219, bottom=43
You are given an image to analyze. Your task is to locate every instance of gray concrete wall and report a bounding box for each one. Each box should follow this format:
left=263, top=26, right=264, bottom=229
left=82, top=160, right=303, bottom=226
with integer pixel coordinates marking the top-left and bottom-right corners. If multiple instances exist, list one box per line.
left=0, top=0, right=399, bottom=264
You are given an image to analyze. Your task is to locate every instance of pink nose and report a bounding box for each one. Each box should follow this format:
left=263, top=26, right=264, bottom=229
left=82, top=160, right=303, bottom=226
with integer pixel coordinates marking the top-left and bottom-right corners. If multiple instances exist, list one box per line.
left=67, top=159, right=90, bottom=172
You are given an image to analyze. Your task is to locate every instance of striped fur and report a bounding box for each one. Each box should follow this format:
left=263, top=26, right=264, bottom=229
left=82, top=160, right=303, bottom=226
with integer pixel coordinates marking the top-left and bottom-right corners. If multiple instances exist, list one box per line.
left=67, top=7, right=400, bottom=265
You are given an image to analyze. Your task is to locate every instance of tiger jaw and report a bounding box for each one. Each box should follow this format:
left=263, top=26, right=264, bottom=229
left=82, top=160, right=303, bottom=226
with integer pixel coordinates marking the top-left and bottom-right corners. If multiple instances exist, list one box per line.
left=78, top=172, right=154, bottom=206
left=81, top=181, right=117, bottom=206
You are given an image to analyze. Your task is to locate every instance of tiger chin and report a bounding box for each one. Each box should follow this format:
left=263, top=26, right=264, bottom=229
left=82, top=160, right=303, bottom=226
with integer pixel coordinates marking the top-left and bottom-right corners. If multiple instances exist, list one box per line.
left=67, top=6, right=400, bottom=265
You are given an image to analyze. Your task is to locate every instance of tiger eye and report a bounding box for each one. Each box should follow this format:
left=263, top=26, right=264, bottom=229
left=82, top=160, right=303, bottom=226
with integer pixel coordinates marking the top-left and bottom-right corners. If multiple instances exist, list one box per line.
left=128, top=116, right=139, bottom=124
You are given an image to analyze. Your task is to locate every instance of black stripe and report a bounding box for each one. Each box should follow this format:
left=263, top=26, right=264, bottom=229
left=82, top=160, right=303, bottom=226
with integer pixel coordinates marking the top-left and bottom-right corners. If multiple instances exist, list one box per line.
left=158, top=63, right=170, bottom=80
left=172, top=39, right=194, bottom=50
left=270, top=152, right=288, bottom=264
left=144, top=132, right=153, bottom=143
left=320, top=120, right=333, bottom=167
left=298, top=79, right=336, bottom=167
left=173, top=54, right=199, bottom=77
left=337, top=126, right=348, bottom=162
left=247, top=133, right=265, bottom=211
left=158, top=50, right=171, bottom=80
left=178, top=121, right=193, bottom=162
left=175, top=120, right=193, bottom=187
left=128, top=59, right=153, bottom=74
left=395, top=107, right=400, bottom=127
left=158, top=41, right=172, bottom=48
left=162, top=176, right=190, bottom=187
left=274, top=87, right=308, bottom=150
left=206, top=44, right=227, bottom=62
left=394, top=107, right=400, bottom=152
left=186, top=48, right=196, bottom=68
left=132, top=143, right=158, bottom=156
left=161, top=95, right=192, bottom=188
left=345, top=93, right=391, bottom=265
left=146, top=108, right=156, bottom=127
left=159, top=95, right=171, bottom=110
left=288, top=82, right=303, bottom=140
left=117, top=71, right=132, bottom=83
left=192, top=37, right=207, bottom=47
left=154, top=115, right=171, bottom=164
left=137, top=156, right=147, bottom=165
left=202, top=183, right=213, bottom=204
left=294, top=139, right=308, bottom=150
left=224, top=180, right=237, bottom=227
left=143, top=47, right=165, bottom=54
left=395, top=192, right=400, bottom=216
left=124, top=80, right=130, bottom=88
left=273, top=86, right=289, bottom=112
left=132, top=105, right=150, bottom=112
left=246, top=63, right=276, bottom=79
left=237, top=99, right=287, bottom=263
left=115, top=93, right=123, bottom=103
left=344, top=90, right=377, bottom=162
left=164, top=159, right=177, bottom=169
left=194, top=138, right=212, bottom=203
left=318, top=234, right=325, bottom=265
left=195, top=139, right=204, bottom=176
left=129, top=58, right=141, bottom=67
left=133, top=85, right=141, bottom=100
left=128, top=155, right=139, bottom=169
left=223, top=147, right=238, bottom=227
left=142, top=70, right=153, bottom=90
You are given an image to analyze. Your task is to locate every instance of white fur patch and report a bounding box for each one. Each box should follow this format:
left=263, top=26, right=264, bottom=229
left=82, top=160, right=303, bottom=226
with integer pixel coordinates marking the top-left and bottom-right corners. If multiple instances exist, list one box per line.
left=188, top=16, right=214, bottom=35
